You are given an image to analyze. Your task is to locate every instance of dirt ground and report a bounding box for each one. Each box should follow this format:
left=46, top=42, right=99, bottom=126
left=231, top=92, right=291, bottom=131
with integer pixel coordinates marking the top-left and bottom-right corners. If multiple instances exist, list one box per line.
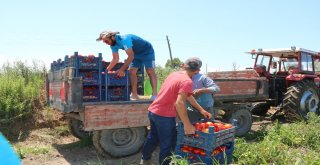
left=9, top=110, right=271, bottom=165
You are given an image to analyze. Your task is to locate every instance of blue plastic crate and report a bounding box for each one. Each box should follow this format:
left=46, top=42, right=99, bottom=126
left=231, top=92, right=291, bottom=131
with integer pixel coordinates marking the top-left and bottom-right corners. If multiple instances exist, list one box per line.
left=66, top=54, right=102, bottom=70
left=78, top=55, right=100, bottom=69
left=105, top=71, right=130, bottom=86
left=83, top=87, right=100, bottom=102
left=175, top=142, right=234, bottom=165
left=102, top=62, right=125, bottom=71
left=106, top=86, right=130, bottom=101
left=176, top=121, right=236, bottom=151
left=79, top=71, right=100, bottom=85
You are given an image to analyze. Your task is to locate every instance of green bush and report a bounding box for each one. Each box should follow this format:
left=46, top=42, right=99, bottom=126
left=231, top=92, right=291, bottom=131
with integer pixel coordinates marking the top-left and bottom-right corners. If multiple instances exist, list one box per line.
left=0, top=61, right=46, bottom=122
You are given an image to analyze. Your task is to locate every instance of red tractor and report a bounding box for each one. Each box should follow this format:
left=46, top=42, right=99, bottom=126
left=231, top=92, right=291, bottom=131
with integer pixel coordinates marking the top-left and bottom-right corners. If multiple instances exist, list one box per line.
left=249, top=47, right=320, bottom=118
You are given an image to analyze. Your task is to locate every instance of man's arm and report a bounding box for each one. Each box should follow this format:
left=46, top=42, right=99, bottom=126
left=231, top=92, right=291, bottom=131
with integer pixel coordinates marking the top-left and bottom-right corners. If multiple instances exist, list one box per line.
left=116, top=48, right=134, bottom=77
left=187, top=96, right=212, bottom=119
left=176, top=92, right=195, bottom=135
left=107, top=52, right=120, bottom=72
left=193, top=76, right=220, bottom=97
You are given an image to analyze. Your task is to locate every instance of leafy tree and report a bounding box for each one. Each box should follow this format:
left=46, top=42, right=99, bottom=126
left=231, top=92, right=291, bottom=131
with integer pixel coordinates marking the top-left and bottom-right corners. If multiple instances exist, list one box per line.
left=165, top=58, right=183, bottom=69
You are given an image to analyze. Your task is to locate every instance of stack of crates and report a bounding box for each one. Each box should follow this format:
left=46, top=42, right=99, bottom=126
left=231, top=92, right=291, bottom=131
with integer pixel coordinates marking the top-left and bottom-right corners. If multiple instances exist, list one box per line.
left=64, top=52, right=103, bottom=102
left=175, top=120, right=236, bottom=164
left=103, top=61, right=130, bottom=101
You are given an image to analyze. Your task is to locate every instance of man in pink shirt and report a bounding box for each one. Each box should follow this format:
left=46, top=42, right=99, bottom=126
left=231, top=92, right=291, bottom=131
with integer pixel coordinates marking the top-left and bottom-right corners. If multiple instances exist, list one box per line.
left=140, top=57, right=212, bottom=165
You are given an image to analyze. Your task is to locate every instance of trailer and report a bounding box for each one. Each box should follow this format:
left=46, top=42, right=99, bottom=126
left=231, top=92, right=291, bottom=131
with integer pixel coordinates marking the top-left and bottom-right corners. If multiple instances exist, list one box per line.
left=209, top=70, right=269, bottom=136
left=48, top=66, right=152, bottom=158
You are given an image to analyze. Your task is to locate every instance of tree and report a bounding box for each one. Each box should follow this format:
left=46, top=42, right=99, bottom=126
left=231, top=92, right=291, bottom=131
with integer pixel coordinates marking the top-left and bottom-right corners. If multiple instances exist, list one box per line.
left=165, top=58, right=183, bottom=69
left=232, top=62, right=240, bottom=71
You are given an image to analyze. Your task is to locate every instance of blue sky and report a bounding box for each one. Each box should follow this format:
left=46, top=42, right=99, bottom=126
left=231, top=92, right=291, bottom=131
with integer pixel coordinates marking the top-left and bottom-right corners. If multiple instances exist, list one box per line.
left=1, top=1, right=319, bottom=72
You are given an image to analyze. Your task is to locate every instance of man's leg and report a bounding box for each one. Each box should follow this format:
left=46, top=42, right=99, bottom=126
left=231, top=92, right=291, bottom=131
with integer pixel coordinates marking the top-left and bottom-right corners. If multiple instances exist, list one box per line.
left=151, top=113, right=176, bottom=165
left=145, top=68, right=157, bottom=96
left=144, top=60, right=157, bottom=98
left=129, top=60, right=141, bottom=100
left=141, top=112, right=159, bottom=161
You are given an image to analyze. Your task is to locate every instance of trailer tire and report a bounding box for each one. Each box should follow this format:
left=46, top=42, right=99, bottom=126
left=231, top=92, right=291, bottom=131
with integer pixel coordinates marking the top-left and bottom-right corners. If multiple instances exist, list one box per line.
left=93, top=127, right=147, bottom=158
left=228, top=109, right=252, bottom=137
left=68, top=119, right=90, bottom=139
left=283, top=80, right=320, bottom=119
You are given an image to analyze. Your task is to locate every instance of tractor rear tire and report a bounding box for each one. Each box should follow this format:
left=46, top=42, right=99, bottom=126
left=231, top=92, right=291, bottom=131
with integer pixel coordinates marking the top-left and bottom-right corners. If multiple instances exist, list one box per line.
left=227, top=108, right=252, bottom=137
left=283, top=80, right=320, bottom=119
left=92, top=127, right=147, bottom=158
left=68, top=119, right=90, bottom=139
left=250, top=102, right=270, bottom=115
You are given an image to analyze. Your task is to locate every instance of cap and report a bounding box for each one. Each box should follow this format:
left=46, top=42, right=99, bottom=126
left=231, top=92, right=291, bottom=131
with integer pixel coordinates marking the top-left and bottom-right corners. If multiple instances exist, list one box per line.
left=96, top=31, right=120, bottom=41
left=184, top=57, right=202, bottom=71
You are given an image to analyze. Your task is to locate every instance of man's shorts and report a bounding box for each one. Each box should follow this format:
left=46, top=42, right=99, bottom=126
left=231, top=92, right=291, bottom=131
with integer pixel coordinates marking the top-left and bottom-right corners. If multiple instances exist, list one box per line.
left=129, top=59, right=156, bottom=69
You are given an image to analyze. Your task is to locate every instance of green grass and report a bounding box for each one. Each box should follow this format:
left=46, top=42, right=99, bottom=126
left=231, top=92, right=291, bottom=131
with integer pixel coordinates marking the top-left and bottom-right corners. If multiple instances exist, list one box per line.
left=0, top=60, right=46, bottom=123
left=15, top=144, right=50, bottom=158
left=233, top=113, right=320, bottom=164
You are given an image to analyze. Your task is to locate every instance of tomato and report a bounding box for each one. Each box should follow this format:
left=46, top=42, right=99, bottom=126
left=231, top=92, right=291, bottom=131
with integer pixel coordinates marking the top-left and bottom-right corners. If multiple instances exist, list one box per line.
left=188, top=155, right=195, bottom=160
left=218, top=146, right=226, bottom=152
left=206, top=121, right=214, bottom=127
left=202, top=128, right=209, bottom=133
left=211, top=149, right=220, bottom=156
left=195, top=124, right=203, bottom=131
left=200, top=123, right=207, bottom=129
left=224, top=123, right=233, bottom=129
left=192, top=148, right=201, bottom=155
left=188, top=146, right=195, bottom=152
left=212, top=123, right=220, bottom=132
left=199, top=151, right=206, bottom=156
left=181, top=148, right=189, bottom=153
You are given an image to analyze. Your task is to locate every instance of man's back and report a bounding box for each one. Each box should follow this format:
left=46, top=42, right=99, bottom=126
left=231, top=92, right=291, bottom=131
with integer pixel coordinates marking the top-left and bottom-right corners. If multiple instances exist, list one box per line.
left=149, top=71, right=192, bottom=117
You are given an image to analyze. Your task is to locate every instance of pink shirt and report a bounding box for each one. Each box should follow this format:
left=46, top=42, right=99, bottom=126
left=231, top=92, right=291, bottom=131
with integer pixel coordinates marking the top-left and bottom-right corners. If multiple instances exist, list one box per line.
left=149, top=71, right=193, bottom=117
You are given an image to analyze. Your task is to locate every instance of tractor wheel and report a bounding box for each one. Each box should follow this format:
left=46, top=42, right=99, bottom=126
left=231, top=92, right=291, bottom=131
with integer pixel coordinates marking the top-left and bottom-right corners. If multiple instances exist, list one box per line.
left=92, top=127, right=147, bottom=158
left=68, top=119, right=90, bottom=139
left=227, top=108, right=252, bottom=137
left=250, top=102, right=270, bottom=115
left=283, top=80, right=320, bottom=119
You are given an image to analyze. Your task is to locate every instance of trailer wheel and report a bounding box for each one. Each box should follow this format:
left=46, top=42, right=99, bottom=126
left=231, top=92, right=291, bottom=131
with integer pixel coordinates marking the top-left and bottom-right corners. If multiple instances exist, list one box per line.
left=93, top=127, right=147, bottom=158
left=283, top=80, right=320, bottom=119
left=68, top=119, right=90, bottom=139
left=228, top=109, right=252, bottom=137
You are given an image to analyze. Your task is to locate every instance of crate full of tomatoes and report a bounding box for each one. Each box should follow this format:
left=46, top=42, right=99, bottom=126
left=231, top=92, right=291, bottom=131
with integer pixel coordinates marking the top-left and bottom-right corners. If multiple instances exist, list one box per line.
left=176, top=120, right=236, bottom=151
left=175, top=141, right=234, bottom=164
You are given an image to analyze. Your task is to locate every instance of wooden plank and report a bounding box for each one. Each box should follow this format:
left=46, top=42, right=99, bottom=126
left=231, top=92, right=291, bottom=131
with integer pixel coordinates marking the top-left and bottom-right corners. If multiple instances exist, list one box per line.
left=83, top=103, right=151, bottom=131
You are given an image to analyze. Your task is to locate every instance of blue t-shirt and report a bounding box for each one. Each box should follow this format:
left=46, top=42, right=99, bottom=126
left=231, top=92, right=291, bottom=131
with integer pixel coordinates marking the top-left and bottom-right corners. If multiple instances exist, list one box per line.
left=192, top=73, right=220, bottom=108
left=110, top=34, right=155, bottom=60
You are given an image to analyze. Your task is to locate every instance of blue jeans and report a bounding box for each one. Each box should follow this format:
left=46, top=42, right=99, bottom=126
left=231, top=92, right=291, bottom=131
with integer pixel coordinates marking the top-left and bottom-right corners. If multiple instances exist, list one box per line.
left=141, top=111, right=176, bottom=165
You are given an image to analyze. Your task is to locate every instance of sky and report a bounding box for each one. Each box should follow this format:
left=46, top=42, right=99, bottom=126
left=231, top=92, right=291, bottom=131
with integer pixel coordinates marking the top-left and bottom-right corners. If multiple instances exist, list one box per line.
left=1, top=0, right=320, bottom=72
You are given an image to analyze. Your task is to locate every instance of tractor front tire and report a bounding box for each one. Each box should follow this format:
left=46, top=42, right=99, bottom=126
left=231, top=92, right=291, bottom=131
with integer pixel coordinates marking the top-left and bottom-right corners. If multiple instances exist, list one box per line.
left=92, top=127, right=147, bottom=158
left=283, top=80, right=320, bottom=119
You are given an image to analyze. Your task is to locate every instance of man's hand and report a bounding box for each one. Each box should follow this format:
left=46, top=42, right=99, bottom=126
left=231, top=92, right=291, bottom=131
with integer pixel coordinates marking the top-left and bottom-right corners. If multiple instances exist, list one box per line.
left=184, top=123, right=196, bottom=135
left=116, top=69, right=126, bottom=77
left=199, top=110, right=212, bottom=119
left=193, top=88, right=203, bottom=97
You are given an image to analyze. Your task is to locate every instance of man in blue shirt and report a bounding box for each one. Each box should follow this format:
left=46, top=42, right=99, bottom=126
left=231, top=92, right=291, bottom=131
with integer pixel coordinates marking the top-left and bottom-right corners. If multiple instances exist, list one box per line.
left=186, top=57, right=220, bottom=122
left=96, top=31, right=158, bottom=100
